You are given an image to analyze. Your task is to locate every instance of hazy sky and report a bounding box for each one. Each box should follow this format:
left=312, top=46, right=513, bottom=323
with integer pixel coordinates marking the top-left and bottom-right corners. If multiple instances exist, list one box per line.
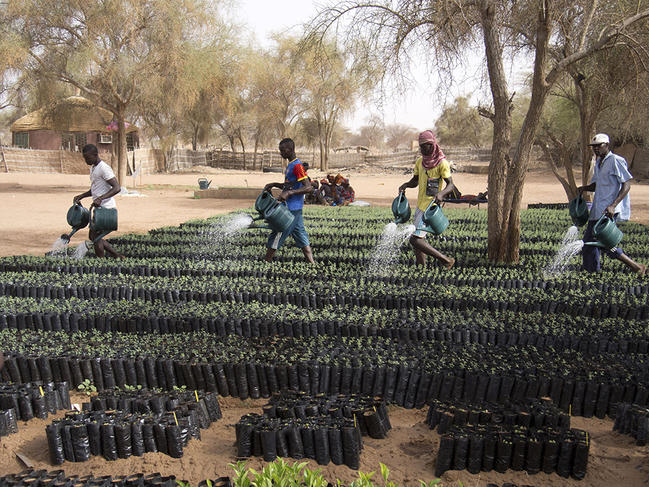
left=234, top=0, right=495, bottom=132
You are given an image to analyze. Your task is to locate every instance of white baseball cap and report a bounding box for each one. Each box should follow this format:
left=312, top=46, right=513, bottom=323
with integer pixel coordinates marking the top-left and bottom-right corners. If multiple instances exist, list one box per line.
left=588, top=133, right=610, bottom=146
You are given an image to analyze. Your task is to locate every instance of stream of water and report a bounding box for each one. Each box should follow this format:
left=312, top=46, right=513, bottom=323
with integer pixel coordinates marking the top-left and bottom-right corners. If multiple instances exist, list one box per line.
left=543, top=226, right=584, bottom=278
left=193, top=213, right=254, bottom=260
left=368, top=222, right=416, bottom=275
left=49, top=237, right=69, bottom=256
left=72, top=241, right=91, bottom=259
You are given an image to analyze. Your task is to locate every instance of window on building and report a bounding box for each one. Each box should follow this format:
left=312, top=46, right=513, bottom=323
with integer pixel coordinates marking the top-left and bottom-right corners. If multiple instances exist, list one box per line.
left=14, top=132, right=29, bottom=148
left=99, top=133, right=113, bottom=144
left=75, top=133, right=87, bottom=152
left=126, top=133, right=136, bottom=152
left=61, top=133, right=75, bottom=151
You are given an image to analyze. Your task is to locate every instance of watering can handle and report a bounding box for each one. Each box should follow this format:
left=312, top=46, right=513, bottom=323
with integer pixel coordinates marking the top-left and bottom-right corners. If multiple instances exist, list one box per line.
left=595, top=213, right=609, bottom=226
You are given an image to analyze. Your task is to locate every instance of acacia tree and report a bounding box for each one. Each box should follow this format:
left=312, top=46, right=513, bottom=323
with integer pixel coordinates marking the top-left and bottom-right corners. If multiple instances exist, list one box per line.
left=385, top=123, right=417, bottom=151
left=309, top=0, right=649, bottom=262
left=7, top=0, right=214, bottom=183
left=355, top=114, right=386, bottom=149
left=435, top=96, right=492, bottom=147
left=539, top=42, right=649, bottom=200
left=302, top=39, right=376, bottom=170
left=256, top=37, right=309, bottom=141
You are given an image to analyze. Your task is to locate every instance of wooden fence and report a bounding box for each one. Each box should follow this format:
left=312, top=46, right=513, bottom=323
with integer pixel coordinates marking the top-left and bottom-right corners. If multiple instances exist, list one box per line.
left=3, top=145, right=550, bottom=174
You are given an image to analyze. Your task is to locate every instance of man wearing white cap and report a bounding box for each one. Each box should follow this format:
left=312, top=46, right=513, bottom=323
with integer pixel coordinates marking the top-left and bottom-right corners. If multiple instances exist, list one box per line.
left=577, top=133, right=646, bottom=275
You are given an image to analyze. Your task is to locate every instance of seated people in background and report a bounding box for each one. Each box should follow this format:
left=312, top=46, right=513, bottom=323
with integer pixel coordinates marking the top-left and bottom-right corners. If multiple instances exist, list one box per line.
left=303, top=163, right=328, bottom=205
left=328, top=174, right=345, bottom=206
left=320, top=174, right=335, bottom=205
left=340, top=178, right=355, bottom=205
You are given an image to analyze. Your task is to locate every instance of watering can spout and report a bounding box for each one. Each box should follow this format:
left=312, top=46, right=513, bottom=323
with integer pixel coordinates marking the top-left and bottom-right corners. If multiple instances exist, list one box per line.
left=583, top=241, right=616, bottom=250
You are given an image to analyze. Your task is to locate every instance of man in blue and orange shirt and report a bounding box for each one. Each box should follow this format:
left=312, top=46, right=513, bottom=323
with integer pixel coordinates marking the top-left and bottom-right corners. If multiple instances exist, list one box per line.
left=263, top=138, right=315, bottom=263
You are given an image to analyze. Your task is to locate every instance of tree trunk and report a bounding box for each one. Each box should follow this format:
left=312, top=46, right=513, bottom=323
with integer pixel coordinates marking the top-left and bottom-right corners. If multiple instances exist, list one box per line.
left=116, top=113, right=128, bottom=185
left=238, top=131, right=246, bottom=170
left=253, top=137, right=259, bottom=171
left=485, top=0, right=552, bottom=263
left=577, top=81, right=599, bottom=191
left=192, top=124, right=198, bottom=151
left=480, top=0, right=514, bottom=263
left=317, top=117, right=327, bottom=171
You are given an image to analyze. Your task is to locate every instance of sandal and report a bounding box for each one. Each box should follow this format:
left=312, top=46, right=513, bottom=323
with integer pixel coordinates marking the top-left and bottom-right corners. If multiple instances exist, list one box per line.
left=444, top=258, right=455, bottom=270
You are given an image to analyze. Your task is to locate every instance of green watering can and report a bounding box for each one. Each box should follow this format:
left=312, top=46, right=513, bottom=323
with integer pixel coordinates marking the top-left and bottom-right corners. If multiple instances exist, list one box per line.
left=417, top=200, right=449, bottom=235
left=392, top=192, right=412, bottom=224
left=90, top=207, right=118, bottom=243
left=198, top=178, right=212, bottom=190
left=249, top=190, right=295, bottom=233
left=583, top=214, right=623, bottom=250
left=60, top=202, right=90, bottom=243
left=569, top=194, right=589, bottom=227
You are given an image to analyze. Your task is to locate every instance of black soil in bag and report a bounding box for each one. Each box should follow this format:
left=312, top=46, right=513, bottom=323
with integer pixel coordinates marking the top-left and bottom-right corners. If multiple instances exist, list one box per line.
left=494, top=435, right=513, bottom=473
left=467, top=435, right=484, bottom=474
left=342, top=426, right=360, bottom=470
left=482, top=434, right=496, bottom=472
left=452, top=435, right=469, bottom=471
left=69, top=424, right=91, bottom=462
left=314, top=428, right=330, bottom=465
left=435, top=435, right=455, bottom=477
left=556, top=437, right=575, bottom=478
left=0, top=381, right=70, bottom=425
left=542, top=438, right=559, bottom=474
left=274, top=427, right=289, bottom=458
left=264, top=390, right=390, bottom=438
left=235, top=421, right=253, bottom=458
left=426, top=398, right=569, bottom=433
left=46, top=423, right=65, bottom=465
left=114, top=423, right=132, bottom=459
left=287, top=426, right=304, bottom=459
left=261, top=429, right=277, bottom=461
left=439, top=422, right=589, bottom=478
left=328, top=427, right=344, bottom=465
left=571, top=431, right=589, bottom=480
left=166, top=424, right=184, bottom=459
left=101, top=423, right=118, bottom=461
left=525, top=438, right=542, bottom=474
left=45, top=392, right=218, bottom=463
left=301, top=426, right=316, bottom=459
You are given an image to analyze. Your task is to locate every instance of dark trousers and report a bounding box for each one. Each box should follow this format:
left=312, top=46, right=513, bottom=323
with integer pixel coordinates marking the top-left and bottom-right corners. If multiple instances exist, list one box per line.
left=582, top=216, right=623, bottom=272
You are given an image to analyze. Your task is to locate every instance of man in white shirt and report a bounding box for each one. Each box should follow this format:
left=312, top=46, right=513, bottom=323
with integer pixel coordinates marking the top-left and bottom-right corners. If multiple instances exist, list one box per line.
left=73, top=144, right=124, bottom=258
left=578, top=133, right=645, bottom=275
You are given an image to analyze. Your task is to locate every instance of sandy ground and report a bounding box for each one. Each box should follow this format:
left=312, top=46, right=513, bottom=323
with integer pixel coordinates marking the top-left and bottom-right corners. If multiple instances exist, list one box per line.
left=0, top=393, right=648, bottom=487
left=1, top=166, right=649, bottom=485
left=2, top=165, right=649, bottom=257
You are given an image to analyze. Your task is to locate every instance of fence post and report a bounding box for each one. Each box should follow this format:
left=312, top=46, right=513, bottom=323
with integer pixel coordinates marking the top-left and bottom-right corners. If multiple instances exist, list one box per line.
left=0, top=137, right=7, bottom=172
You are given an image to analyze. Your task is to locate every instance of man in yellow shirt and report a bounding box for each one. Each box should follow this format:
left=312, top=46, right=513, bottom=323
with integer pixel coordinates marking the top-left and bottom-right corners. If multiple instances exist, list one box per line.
left=398, top=130, right=456, bottom=268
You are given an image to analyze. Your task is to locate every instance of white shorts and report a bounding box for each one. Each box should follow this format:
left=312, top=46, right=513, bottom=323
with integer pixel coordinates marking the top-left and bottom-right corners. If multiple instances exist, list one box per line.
left=412, top=208, right=427, bottom=238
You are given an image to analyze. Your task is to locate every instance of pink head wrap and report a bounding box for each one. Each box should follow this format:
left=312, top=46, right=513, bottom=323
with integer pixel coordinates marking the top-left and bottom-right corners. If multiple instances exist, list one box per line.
left=418, top=130, right=446, bottom=170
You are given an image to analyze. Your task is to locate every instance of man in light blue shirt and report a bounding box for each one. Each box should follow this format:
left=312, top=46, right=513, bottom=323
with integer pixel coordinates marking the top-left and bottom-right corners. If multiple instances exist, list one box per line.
left=578, top=133, right=645, bottom=275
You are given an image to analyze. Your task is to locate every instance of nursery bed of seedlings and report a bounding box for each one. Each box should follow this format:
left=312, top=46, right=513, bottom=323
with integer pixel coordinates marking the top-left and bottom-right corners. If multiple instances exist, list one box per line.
left=0, top=469, right=232, bottom=487
left=0, top=206, right=648, bottom=483
left=46, top=389, right=222, bottom=465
